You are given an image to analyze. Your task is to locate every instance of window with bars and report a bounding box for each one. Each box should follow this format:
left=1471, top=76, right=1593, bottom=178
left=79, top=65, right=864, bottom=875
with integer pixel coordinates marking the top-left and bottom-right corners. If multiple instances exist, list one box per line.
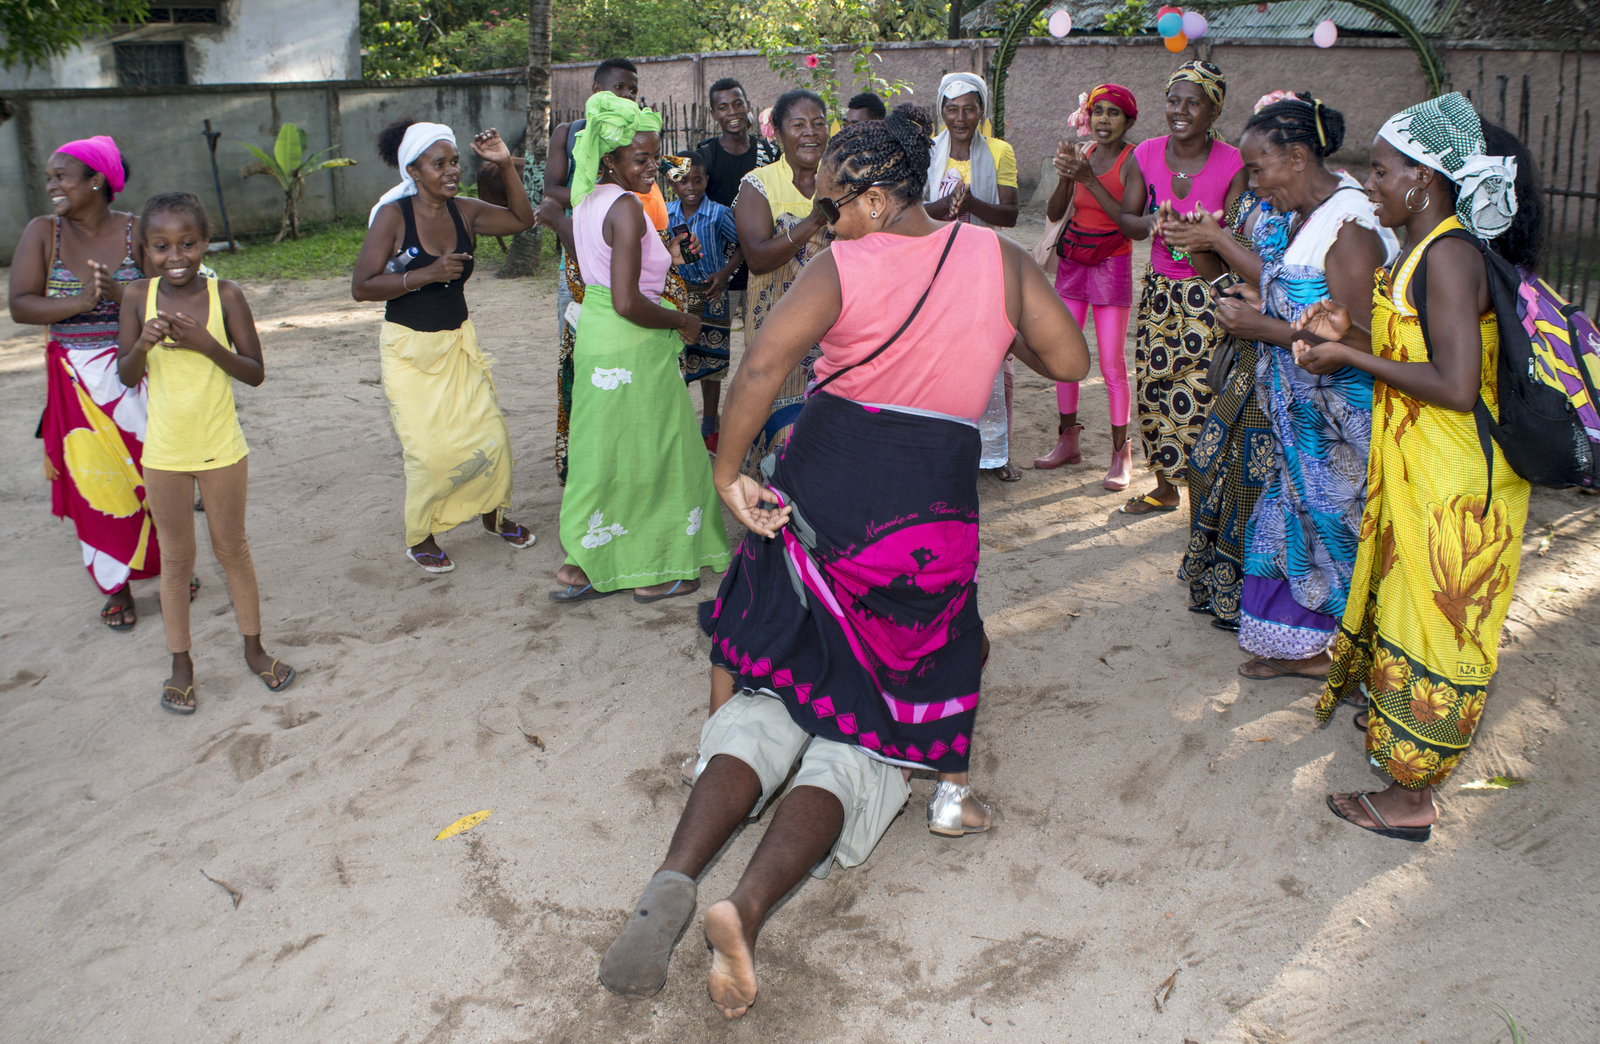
left=143, top=5, right=222, bottom=23
left=114, top=42, right=189, bottom=87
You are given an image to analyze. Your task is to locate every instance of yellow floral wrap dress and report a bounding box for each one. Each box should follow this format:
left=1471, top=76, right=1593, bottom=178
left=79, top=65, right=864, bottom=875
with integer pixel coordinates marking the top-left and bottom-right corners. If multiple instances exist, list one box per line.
left=1315, top=217, right=1530, bottom=789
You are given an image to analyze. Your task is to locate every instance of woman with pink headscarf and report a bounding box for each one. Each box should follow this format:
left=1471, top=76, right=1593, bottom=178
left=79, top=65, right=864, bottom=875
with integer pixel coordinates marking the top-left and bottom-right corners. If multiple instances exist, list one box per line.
left=7, top=135, right=169, bottom=632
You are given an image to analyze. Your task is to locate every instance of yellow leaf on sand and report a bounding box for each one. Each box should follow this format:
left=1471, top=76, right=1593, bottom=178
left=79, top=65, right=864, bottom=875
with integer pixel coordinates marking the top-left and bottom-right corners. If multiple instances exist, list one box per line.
left=435, top=809, right=492, bottom=839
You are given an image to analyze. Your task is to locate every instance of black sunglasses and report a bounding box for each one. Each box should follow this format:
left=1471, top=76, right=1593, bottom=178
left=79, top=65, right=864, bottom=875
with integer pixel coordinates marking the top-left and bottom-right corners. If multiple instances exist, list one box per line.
left=816, top=182, right=889, bottom=224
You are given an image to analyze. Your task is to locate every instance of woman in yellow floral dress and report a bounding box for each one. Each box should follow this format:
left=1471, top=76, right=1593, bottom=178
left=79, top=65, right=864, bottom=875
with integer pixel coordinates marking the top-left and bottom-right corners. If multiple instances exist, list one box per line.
left=1291, top=95, right=1541, bottom=841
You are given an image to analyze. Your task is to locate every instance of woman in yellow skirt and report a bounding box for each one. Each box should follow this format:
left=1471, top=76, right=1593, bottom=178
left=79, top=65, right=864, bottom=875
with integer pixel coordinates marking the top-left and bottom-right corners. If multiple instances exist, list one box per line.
left=1292, top=94, right=1542, bottom=842
left=352, top=119, right=538, bottom=573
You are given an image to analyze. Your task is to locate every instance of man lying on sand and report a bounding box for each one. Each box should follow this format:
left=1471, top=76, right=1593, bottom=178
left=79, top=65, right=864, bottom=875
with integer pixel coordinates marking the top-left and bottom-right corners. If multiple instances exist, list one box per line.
left=597, top=691, right=911, bottom=1018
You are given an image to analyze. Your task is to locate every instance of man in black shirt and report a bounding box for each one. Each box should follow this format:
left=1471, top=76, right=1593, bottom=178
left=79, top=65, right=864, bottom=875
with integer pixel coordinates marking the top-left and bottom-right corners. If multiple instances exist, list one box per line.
left=694, top=77, right=777, bottom=357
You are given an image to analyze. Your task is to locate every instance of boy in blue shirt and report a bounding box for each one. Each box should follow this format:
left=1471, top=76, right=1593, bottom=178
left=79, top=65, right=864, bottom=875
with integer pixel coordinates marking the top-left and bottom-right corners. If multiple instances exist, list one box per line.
left=667, top=153, right=742, bottom=451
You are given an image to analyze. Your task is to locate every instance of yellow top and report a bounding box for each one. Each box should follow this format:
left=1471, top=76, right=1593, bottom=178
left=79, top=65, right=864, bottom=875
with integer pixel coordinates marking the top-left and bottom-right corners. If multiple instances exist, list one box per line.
left=944, top=137, right=1018, bottom=189
left=141, top=275, right=249, bottom=472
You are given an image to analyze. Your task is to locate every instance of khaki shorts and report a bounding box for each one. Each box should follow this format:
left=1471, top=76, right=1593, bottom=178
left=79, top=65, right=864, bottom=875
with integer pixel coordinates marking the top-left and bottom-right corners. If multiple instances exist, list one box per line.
left=694, top=691, right=910, bottom=878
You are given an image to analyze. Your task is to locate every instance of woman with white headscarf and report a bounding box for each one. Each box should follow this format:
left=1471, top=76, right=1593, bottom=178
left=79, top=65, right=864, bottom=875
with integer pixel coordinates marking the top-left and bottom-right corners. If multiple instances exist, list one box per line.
left=352, top=118, right=537, bottom=574
left=1292, top=93, right=1542, bottom=842
left=924, top=72, right=1024, bottom=480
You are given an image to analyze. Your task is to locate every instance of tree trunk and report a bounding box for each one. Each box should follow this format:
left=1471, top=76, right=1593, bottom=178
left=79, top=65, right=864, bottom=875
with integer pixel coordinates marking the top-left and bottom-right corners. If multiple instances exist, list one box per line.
left=497, top=0, right=553, bottom=278
left=948, top=0, right=964, bottom=40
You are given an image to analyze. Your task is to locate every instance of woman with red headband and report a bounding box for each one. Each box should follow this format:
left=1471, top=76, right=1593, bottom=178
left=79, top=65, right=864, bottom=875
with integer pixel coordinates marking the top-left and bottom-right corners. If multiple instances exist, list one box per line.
left=7, top=135, right=176, bottom=633
left=1038, top=83, right=1139, bottom=489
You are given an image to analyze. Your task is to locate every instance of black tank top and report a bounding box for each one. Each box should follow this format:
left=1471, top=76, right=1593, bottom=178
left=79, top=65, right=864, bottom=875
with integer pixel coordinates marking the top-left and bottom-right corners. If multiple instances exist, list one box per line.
left=384, top=196, right=473, bottom=332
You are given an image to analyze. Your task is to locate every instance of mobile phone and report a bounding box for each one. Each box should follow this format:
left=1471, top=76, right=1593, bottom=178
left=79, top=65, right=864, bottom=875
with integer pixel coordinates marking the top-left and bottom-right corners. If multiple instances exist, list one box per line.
left=1209, top=271, right=1241, bottom=293
left=670, top=223, right=700, bottom=264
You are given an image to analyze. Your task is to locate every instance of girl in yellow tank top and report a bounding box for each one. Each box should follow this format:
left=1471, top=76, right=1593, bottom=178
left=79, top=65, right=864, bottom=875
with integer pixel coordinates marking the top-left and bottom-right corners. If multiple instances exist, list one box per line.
left=116, top=192, right=294, bottom=715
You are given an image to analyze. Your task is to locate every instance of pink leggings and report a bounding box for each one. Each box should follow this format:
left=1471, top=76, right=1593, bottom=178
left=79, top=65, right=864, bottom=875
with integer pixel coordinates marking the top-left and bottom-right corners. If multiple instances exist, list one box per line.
left=1055, top=298, right=1131, bottom=426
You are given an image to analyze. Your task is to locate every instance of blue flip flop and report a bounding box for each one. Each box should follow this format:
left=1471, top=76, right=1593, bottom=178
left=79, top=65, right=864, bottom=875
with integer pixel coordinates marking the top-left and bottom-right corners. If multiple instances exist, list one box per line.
left=549, top=583, right=614, bottom=603
left=633, top=579, right=700, bottom=604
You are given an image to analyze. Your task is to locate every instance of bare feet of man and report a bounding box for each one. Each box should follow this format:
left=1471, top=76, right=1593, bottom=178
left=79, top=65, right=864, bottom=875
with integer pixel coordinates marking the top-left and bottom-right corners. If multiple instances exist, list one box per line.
left=704, top=899, right=759, bottom=1019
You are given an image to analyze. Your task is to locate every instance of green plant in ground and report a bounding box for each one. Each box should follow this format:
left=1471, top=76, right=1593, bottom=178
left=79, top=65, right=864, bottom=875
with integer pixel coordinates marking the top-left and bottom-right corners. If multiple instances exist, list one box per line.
left=1100, top=0, right=1151, bottom=36
left=239, top=124, right=357, bottom=242
left=438, top=15, right=530, bottom=72
left=1490, top=1005, right=1527, bottom=1044
left=1, top=0, right=149, bottom=71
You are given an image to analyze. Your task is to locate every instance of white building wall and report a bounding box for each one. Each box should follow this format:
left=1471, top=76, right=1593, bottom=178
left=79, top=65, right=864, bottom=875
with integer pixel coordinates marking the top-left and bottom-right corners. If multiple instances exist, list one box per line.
left=0, top=0, right=360, bottom=89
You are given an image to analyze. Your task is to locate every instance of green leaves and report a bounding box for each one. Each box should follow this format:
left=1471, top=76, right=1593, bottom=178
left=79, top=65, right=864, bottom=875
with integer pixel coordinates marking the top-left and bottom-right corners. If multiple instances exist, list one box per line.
left=239, top=123, right=356, bottom=240
left=1, top=0, right=152, bottom=71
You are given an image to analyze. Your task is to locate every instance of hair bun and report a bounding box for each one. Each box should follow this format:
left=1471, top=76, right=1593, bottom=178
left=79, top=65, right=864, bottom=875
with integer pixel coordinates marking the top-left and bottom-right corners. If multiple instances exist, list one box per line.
left=884, top=103, right=933, bottom=167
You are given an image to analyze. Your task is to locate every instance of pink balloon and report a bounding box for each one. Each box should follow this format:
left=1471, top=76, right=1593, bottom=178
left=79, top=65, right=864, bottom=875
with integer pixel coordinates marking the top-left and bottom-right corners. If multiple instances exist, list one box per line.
left=1181, top=11, right=1207, bottom=38
left=1313, top=19, right=1338, bottom=48
left=1048, top=10, right=1073, bottom=37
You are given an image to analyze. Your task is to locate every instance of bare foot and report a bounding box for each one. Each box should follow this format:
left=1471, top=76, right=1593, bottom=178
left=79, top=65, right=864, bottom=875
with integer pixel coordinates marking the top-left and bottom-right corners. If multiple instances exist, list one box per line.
left=555, top=563, right=590, bottom=587
left=1237, top=652, right=1331, bottom=680
left=704, top=899, right=758, bottom=1019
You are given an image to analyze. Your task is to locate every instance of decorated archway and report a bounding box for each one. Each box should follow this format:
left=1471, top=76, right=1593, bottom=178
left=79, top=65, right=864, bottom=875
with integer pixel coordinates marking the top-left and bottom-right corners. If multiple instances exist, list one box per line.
left=990, top=0, right=1447, bottom=133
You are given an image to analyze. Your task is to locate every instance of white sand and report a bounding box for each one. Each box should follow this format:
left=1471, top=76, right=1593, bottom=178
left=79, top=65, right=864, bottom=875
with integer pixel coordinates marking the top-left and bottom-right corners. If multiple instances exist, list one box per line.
left=2, top=218, right=1597, bottom=1042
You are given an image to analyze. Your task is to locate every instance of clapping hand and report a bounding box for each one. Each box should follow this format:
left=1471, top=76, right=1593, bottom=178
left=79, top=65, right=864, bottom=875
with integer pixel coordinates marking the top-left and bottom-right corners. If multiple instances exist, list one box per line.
left=1294, top=298, right=1352, bottom=343
left=155, top=310, right=216, bottom=354
left=717, top=473, right=792, bottom=538
left=947, top=180, right=969, bottom=217
left=80, top=258, right=118, bottom=312
left=1292, top=337, right=1351, bottom=375
left=1054, top=142, right=1091, bottom=184
left=1158, top=206, right=1225, bottom=254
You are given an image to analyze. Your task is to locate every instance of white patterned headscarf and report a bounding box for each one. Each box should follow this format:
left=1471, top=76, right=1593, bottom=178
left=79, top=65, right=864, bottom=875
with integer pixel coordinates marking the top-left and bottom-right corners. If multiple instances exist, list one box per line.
left=1378, top=92, right=1518, bottom=239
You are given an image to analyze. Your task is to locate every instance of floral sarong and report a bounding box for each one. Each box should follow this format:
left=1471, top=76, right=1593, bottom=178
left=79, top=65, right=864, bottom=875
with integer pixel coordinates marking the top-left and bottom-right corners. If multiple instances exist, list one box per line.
left=1315, top=217, right=1528, bottom=789
left=703, top=392, right=987, bottom=774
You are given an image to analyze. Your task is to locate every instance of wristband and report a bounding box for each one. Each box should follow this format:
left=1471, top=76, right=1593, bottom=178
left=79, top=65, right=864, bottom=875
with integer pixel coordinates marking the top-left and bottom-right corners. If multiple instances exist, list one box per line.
left=402, top=272, right=412, bottom=292
left=784, top=227, right=795, bottom=245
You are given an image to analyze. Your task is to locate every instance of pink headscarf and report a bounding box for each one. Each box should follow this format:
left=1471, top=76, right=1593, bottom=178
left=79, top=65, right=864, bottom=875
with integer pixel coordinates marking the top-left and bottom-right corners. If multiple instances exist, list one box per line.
left=54, top=136, right=126, bottom=198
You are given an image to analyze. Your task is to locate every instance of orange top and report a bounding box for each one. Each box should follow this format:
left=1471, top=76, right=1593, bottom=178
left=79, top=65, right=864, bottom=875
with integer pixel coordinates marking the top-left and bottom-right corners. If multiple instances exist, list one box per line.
left=813, top=226, right=1016, bottom=421
left=1069, top=142, right=1133, bottom=256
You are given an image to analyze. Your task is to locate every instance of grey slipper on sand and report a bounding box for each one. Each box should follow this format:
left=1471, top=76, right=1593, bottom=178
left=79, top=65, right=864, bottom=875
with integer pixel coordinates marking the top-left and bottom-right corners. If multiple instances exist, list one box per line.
left=599, top=870, right=697, bottom=997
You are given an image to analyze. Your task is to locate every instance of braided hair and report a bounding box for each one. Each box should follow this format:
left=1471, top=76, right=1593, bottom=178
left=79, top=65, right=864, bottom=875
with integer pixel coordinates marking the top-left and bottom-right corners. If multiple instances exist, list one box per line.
left=821, top=102, right=934, bottom=205
left=1243, top=91, right=1345, bottom=158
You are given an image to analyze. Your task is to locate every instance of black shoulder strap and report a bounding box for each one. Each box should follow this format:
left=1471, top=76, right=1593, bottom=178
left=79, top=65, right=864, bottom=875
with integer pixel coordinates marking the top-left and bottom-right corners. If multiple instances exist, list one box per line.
left=446, top=196, right=471, bottom=252
left=564, top=119, right=585, bottom=187
left=811, top=223, right=963, bottom=396
left=1413, top=226, right=1496, bottom=504
left=398, top=194, right=418, bottom=247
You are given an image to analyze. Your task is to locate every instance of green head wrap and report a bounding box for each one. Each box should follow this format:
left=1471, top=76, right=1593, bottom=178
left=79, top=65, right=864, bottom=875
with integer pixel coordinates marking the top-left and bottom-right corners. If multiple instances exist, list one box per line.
left=570, top=92, right=663, bottom=208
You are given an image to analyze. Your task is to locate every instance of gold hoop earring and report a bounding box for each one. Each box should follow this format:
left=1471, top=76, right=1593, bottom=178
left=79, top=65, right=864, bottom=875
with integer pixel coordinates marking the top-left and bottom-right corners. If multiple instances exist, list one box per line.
left=1404, top=185, right=1429, bottom=213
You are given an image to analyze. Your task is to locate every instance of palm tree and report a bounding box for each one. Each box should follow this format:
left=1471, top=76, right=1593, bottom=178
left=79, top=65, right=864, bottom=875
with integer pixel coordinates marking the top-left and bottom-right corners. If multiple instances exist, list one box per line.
left=497, top=0, right=553, bottom=278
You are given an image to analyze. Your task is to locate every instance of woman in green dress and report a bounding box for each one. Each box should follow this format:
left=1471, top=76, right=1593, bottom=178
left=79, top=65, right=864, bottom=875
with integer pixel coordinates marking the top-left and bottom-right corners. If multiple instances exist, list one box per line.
left=551, top=93, right=732, bottom=603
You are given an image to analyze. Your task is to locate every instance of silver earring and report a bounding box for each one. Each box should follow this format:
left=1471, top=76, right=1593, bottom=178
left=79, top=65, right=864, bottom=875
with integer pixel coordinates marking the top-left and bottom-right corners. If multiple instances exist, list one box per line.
left=870, top=211, right=878, bottom=218
left=1404, top=185, right=1429, bottom=213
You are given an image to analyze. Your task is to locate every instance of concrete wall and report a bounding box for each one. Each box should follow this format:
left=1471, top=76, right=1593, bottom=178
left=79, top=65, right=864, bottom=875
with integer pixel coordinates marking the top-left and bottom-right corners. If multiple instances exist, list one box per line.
left=0, top=78, right=524, bottom=255
left=0, top=0, right=360, bottom=90
left=3, top=37, right=1593, bottom=256
left=551, top=37, right=1600, bottom=199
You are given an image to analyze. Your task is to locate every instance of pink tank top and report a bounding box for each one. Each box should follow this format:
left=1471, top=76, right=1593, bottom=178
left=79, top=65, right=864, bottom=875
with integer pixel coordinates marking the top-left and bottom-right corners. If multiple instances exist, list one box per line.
left=572, top=183, right=671, bottom=302
left=1134, top=136, right=1243, bottom=279
left=813, top=226, right=1015, bottom=422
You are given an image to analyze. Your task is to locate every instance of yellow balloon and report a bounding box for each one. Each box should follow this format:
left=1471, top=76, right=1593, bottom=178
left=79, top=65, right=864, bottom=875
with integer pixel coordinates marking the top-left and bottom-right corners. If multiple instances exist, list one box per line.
left=1165, top=32, right=1189, bottom=52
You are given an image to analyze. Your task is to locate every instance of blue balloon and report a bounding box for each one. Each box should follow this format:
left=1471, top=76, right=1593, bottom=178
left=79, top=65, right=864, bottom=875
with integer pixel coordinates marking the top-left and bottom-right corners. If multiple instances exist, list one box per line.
left=1157, top=11, right=1183, bottom=37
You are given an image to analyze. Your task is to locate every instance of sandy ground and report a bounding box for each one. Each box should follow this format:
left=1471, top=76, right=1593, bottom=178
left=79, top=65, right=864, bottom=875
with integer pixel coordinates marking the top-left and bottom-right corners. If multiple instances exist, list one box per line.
left=3, top=211, right=1599, bottom=1044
